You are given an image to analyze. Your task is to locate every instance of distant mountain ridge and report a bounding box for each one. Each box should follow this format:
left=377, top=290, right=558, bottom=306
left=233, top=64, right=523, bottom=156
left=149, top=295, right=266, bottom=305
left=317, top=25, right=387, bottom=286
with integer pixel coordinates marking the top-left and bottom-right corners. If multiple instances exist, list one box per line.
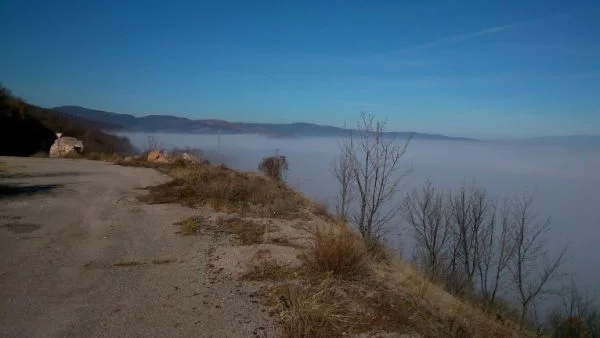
left=522, top=135, right=600, bottom=147
left=52, top=106, right=473, bottom=141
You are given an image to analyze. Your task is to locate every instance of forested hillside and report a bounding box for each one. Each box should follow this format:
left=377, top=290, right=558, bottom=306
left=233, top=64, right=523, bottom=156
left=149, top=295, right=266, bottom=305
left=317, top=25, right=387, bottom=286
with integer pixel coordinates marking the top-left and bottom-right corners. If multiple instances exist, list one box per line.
left=0, top=86, right=133, bottom=156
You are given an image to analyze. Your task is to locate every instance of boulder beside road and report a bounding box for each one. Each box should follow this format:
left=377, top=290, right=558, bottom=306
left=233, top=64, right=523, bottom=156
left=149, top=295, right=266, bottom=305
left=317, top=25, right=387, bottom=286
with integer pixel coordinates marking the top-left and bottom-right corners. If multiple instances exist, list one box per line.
left=49, top=136, right=84, bottom=158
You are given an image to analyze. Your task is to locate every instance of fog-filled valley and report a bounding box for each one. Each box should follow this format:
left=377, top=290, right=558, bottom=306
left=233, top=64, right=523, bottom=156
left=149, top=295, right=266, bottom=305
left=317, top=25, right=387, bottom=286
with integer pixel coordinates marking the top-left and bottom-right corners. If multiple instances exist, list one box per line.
left=122, top=132, right=600, bottom=298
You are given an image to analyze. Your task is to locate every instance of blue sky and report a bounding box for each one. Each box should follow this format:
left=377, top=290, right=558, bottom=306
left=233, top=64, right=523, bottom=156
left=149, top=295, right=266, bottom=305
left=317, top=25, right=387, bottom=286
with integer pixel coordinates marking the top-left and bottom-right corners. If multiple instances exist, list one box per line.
left=1, top=0, right=599, bottom=139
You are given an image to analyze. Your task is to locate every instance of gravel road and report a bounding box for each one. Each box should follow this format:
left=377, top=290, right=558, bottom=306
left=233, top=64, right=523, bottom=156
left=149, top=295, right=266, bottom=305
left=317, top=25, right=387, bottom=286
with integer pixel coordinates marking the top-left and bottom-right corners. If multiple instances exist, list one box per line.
left=0, top=157, right=273, bottom=338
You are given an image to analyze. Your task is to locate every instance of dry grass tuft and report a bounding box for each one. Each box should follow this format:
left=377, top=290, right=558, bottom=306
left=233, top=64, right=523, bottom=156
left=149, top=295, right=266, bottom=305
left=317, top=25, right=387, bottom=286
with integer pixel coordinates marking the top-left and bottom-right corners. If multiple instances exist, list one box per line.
left=218, top=217, right=270, bottom=245
left=269, top=269, right=518, bottom=338
left=273, top=277, right=356, bottom=337
left=141, top=163, right=305, bottom=219
left=174, top=216, right=202, bottom=236
left=304, top=225, right=368, bottom=279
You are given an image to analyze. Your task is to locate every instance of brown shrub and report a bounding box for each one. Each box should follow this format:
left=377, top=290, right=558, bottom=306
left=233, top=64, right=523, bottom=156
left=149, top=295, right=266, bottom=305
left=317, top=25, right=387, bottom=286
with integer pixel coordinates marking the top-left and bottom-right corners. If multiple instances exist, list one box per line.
left=258, top=155, right=288, bottom=181
left=304, top=225, right=368, bottom=279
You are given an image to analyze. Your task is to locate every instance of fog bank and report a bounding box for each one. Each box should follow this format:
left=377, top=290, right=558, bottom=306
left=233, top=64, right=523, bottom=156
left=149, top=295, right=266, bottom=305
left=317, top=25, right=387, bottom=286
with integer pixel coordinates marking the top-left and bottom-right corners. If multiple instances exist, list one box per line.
left=122, top=132, right=600, bottom=295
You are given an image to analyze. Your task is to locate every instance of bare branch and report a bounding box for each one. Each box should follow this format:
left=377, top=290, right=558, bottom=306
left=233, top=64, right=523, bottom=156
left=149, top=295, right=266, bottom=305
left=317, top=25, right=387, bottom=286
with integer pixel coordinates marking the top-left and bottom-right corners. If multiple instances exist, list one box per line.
left=401, top=179, right=449, bottom=279
left=508, top=191, right=567, bottom=330
left=334, top=112, right=411, bottom=246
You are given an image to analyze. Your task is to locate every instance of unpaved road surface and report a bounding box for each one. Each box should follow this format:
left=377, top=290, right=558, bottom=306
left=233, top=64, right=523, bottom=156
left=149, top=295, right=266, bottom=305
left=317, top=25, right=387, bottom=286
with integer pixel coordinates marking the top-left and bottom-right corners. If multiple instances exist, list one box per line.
left=0, top=157, right=273, bottom=338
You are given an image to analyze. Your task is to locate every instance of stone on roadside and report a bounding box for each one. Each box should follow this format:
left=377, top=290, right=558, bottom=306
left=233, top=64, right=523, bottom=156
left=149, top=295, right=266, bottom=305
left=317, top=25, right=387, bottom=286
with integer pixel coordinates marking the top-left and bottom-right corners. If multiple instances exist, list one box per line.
left=49, top=133, right=84, bottom=158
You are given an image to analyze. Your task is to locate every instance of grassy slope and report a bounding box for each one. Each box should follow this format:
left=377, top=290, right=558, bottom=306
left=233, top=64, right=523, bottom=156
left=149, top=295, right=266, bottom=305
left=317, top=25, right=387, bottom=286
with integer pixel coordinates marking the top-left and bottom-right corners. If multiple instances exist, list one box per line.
left=119, top=158, right=531, bottom=338
left=0, top=86, right=133, bottom=157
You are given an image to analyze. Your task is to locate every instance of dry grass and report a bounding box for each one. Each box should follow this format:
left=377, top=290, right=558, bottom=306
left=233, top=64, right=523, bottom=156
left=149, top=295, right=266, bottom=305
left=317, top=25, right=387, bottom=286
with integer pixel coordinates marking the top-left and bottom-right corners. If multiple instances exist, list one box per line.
left=303, top=225, right=368, bottom=279
left=268, top=266, right=522, bottom=338
left=142, top=163, right=306, bottom=219
left=0, top=161, right=6, bottom=172
left=273, top=277, right=357, bottom=337
left=270, top=277, right=412, bottom=337
left=368, top=259, right=527, bottom=338
left=174, top=216, right=202, bottom=236
left=245, top=221, right=527, bottom=337
left=218, top=217, right=270, bottom=245
left=113, top=152, right=528, bottom=337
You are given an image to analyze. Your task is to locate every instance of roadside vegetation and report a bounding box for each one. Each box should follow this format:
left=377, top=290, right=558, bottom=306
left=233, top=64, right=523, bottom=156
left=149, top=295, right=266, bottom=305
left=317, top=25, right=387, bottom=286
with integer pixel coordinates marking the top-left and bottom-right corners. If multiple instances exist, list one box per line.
left=88, top=113, right=596, bottom=337
left=140, top=161, right=307, bottom=219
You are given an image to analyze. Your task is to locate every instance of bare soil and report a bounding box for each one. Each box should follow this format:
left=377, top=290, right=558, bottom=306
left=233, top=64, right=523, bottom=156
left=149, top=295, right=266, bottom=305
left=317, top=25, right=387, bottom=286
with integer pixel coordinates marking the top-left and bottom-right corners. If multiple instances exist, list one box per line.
left=0, top=157, right=275, bottom=338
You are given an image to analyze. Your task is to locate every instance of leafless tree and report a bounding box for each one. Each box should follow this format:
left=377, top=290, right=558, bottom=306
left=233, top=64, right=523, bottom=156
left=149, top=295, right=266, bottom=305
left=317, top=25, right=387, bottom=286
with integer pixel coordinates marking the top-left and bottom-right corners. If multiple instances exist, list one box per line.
left=331, top=142, right=354, bottom=221
left=400, top=179, right=449, bottom=279
left=446, top=182, right=493, bottom=295
left=508, top=191, right=567, bottom=330
left=476, top=197, right=516, bottom=307
left=338, top=112, right=411, bottom=246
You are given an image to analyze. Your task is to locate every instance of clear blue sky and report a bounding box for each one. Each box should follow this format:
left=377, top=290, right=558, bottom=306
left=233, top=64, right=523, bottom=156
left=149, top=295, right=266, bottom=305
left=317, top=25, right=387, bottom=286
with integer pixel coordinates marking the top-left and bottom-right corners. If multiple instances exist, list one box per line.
left=1, top=0, right=598, bottom=139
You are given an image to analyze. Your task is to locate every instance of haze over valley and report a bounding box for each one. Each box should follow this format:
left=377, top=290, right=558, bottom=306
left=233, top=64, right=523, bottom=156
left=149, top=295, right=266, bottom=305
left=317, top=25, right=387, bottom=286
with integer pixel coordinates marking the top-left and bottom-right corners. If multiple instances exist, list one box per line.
left=121, top=131, right=600, bottom=296
left=2, top=0, right=600, bottom=335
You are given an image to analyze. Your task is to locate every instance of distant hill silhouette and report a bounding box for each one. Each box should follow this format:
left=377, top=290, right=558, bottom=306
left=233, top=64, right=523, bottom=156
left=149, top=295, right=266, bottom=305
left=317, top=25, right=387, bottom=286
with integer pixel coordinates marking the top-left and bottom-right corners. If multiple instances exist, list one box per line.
left=53, top=105, right=474, bottom=140
left=522, top=135, right=600, bottom=147
left=1, top=87, right=134, bottom=157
